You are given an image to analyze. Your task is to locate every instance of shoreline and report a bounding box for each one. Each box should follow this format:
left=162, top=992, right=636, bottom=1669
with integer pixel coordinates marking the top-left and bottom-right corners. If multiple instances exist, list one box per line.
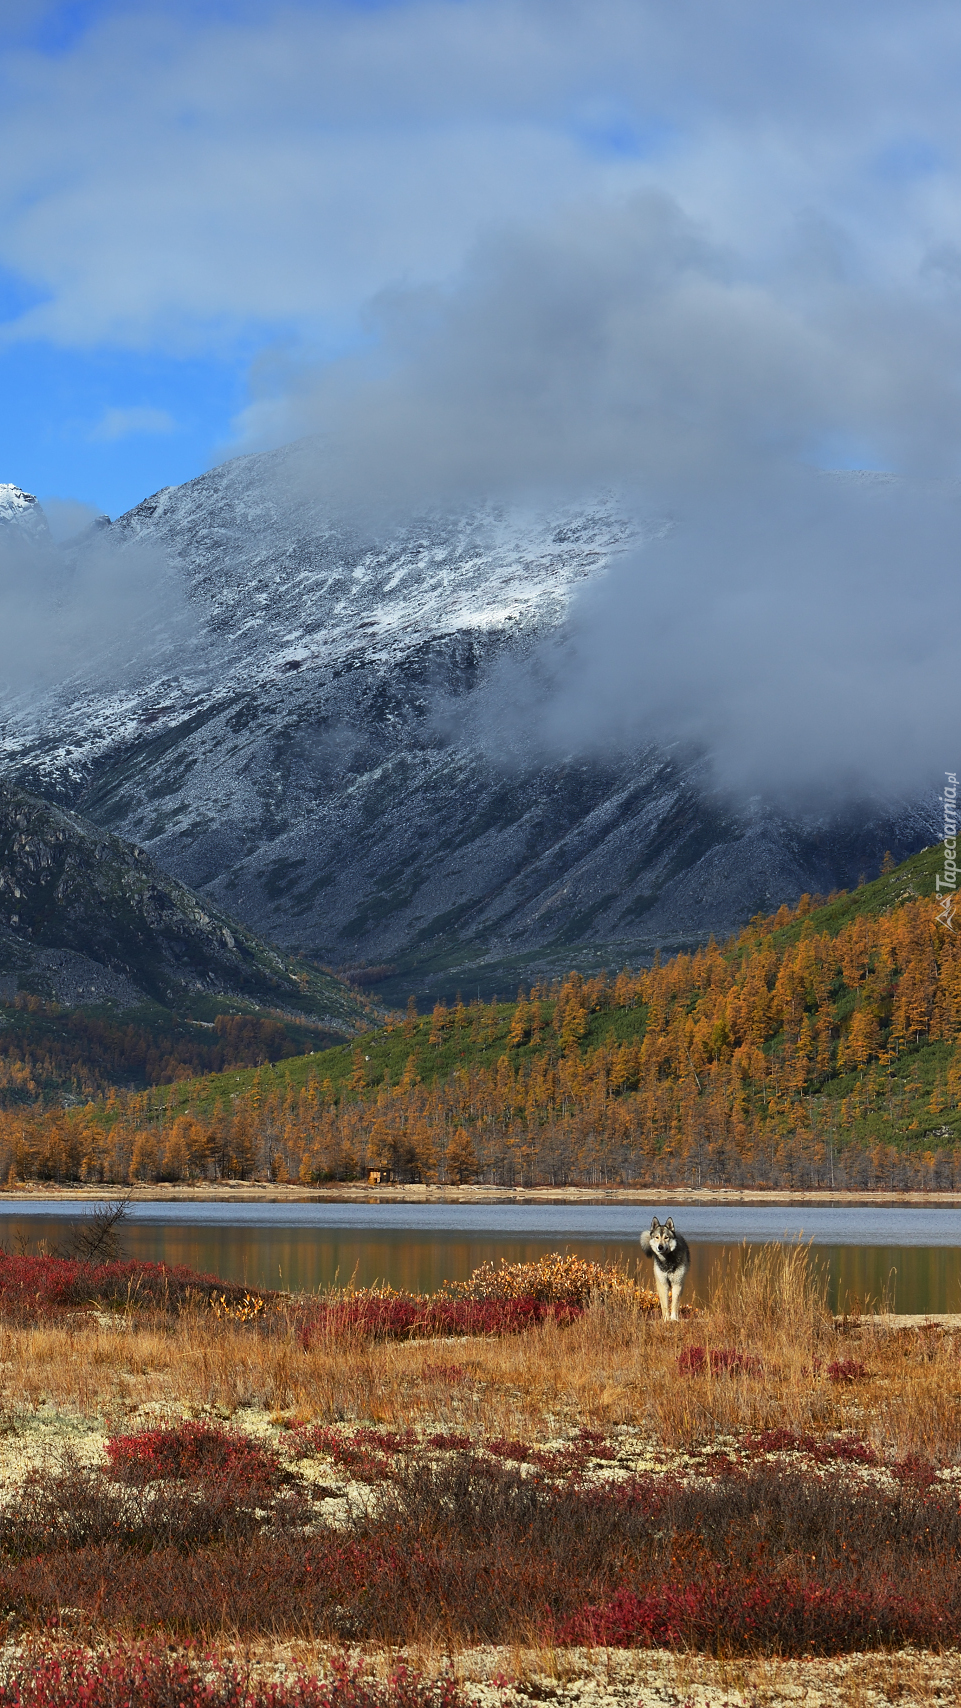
left=5, top=1181, right=961, bottom=1206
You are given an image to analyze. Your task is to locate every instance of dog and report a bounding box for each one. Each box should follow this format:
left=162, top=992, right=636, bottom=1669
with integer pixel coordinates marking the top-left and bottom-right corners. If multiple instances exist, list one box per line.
left=639, top=1216, right=690, bottom=1321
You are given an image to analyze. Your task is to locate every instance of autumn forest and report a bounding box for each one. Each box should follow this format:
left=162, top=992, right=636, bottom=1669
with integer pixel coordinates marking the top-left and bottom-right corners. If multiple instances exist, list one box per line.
left=0, top=847, right=957, bottom=1192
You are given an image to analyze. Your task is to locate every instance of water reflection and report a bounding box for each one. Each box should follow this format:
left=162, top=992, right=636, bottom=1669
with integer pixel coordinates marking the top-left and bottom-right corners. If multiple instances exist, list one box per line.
left=0, top=1211, right=959, bottom=1314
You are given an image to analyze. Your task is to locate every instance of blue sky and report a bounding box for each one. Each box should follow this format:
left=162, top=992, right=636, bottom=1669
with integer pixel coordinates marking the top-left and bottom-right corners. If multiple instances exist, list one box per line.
left=1, top=0, right=961, bottom=520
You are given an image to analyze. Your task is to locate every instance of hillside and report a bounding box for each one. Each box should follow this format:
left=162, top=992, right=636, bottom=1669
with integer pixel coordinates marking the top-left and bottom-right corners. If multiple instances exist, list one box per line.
left=0, top=778, right=369, bottom=1100
left=0, top=459, right=936, bottom=997
left=1, top=844, right=959, bottom=1189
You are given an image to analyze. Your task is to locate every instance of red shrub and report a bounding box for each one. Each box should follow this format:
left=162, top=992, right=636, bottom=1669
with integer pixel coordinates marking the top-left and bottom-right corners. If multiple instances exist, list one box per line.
left=0, top=1458, right=297, bottom=1555
left=0, top=1648, right=474, bottom=1708
left=744, top=1428, right=879, bottom=1467
left=575, top=1429, right=615, bottom=1458
left=677, top=1346, right=761, bottom=1377
left=486, top=1438, right=536, bottom=1464
left=559, top=1575, right=937, bottom=1654
left=0, top=1253, right=264, bottom=1320
left=0, top=1536, right=426, bottom=1640
left=485, top=1433, right=614, bottom=1478
left=288, top=1427, right=416, bottom=1482
left=105, top=1422, right=283, bottom=1496
left=892, top=1454, right=939, bottom=1491
left=0, top=1646, right=246, bottom=1708
left=827, top=1359, right=869, bottom=1385
left=298, top=1296, right=581, bottom=1346
left=2, top=1459, right=961, bottom=1655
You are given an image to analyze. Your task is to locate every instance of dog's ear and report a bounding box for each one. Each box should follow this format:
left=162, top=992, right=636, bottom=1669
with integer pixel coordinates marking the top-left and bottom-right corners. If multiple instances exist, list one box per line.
left=650, top=1216, right=661, bottom=1232
left=665, top=1218, right=675, bottom=1231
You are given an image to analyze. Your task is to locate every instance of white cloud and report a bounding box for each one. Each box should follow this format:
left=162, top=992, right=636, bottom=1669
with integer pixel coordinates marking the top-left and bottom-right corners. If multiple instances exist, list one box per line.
left=89, top=405, right=177, bottom=441
left=0, top=1, right=958, bottom=357
left=241, top=185, right=961, bottom=801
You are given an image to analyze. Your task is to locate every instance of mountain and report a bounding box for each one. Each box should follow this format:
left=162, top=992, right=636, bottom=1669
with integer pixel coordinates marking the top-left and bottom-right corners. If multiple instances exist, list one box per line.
left=0, top=776, right=364, bottom=1030
left=0, top=448, right=937, bottom=1001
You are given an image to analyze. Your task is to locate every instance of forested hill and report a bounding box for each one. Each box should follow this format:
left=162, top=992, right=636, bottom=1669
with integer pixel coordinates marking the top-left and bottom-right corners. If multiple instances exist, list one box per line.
left=4, top=844, right=961, bottom=1191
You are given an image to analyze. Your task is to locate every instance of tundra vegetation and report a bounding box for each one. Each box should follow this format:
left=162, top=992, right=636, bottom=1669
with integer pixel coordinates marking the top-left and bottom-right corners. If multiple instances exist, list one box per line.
left=0, top=1243, right=956, bottom=1701
left=0, top=847, right=959, bottom=1190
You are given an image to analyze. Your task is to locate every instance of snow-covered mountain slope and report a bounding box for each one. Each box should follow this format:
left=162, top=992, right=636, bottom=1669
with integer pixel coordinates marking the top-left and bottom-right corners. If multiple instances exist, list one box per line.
left=0, top=442, right=635, bottom=793
left=0, top=444, right=938, bottom=999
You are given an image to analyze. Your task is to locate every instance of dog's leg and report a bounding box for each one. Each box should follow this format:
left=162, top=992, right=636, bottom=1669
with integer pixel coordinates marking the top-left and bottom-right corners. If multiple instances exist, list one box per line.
left=668, top=1273, right=686, bottom=1322
left=653, top=1266, right=671, bottom=1322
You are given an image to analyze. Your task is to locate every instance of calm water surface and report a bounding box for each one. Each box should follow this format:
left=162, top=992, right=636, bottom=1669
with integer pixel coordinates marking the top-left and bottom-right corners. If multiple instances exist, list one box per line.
left=3, top=1200, right=961, bottom=1314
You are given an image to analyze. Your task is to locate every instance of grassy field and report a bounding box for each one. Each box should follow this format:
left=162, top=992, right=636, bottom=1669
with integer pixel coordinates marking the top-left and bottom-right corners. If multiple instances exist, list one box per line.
left=0, top=1245, right=958, bottom=1701
left=1, top=1245, right=953, bottom=1463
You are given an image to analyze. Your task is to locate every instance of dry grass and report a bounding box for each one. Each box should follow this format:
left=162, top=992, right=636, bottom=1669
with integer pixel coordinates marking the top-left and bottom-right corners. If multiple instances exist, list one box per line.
left=1, top=1252, right=961, bottom=1676
left=452, top=1641, right=961, bottom=1707
left=0, top=1244, right=956, bottom=1468
left=3, top=1637, right=961, bottom=1708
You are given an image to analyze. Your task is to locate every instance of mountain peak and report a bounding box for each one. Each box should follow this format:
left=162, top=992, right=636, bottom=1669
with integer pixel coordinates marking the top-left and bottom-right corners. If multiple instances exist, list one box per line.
left=0, top=486, right=51, bottom=544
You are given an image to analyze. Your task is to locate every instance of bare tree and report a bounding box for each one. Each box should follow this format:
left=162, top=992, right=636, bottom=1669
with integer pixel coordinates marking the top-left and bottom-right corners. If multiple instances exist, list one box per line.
left=58, top=1190, right=133, bottom=1264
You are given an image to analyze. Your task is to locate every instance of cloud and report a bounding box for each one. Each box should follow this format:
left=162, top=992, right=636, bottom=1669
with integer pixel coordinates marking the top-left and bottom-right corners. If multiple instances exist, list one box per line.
left=244, top=188, right=961, bottom=802
left=0, top=1, right=614, bottom=351
left=250, top=189, right=961, bottom=502
left=0, top=504, right=185, bottom=696
left=89, top=405, right=177, bottom=441
left=481, top=470, right=957, bottom=802
left=38, top=495, right=105, bottom=540
left=0, top=0, right=958, bottom=358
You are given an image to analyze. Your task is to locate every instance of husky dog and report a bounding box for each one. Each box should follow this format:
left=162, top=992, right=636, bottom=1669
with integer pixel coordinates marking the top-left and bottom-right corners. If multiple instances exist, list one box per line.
left=639, top=1216, right=690, bottom=1321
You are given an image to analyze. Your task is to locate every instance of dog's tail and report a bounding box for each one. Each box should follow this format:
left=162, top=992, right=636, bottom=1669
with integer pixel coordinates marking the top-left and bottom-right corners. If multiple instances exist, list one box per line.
left=639, top=1229, right=653, bottom=1256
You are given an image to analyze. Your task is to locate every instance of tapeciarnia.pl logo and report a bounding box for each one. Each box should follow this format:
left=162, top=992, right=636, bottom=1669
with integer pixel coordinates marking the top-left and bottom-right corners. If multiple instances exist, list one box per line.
left=937, top=771, right=957, bottom=930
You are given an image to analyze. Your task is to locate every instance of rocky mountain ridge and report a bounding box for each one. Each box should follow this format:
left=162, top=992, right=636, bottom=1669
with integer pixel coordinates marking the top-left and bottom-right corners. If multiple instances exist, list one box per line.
left=0, top=776, right=364, bottom=1028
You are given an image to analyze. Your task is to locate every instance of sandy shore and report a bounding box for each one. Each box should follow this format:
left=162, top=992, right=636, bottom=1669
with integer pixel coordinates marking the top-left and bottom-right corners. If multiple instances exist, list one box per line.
left=5, top=1182, right=961, bottom=1205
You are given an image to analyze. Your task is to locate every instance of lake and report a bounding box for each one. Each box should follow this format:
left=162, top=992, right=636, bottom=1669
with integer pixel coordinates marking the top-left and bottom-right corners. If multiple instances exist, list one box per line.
left=2, top=1199, right=961, bottom=1314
